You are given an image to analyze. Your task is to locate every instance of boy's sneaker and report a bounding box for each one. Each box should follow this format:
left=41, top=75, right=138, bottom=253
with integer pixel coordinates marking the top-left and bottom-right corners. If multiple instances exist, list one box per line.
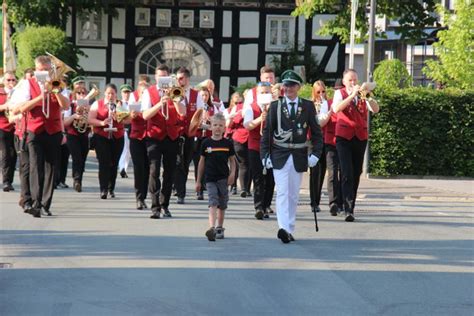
left=215, top=227, right=225, bottom=239
left=205, top=227, right=216, bottom=241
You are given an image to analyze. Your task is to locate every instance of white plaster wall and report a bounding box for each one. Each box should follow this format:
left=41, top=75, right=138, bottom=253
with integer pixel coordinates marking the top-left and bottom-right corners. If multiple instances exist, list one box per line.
left=265, top=54, right=280, bottom=67
left=223, top=11, right=232, bottom=37
left=312, top=14, right=336, bottom=40
left=112, top=8, right=126, bottom=39
left=325, top=43, right=339, bottom=73
left=110, top=78, right=125, bottom=87
left=221, top=44, right=231, bottom=71
left=136, top=37, right=144, bottom=45
left=298, top=16, right=306, bottom=50
left=111, top=44, right=125, bottom=73
left=238, top=77, right=256, bottom=87
left=238, top=44, right=258, bottom=70
left=219, top=77, right=230, bottom=103
left=206, top=38, right=213, bottom=47
left=79, top=49, right=106, bottom=72
left=239, top=11, right=259, bottom=38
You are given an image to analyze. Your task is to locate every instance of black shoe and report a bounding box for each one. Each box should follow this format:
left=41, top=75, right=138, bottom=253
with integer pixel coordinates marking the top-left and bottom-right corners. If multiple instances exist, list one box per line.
left=150, top=210, right=161, bottom=219
left=162, top=208, right=172, bottom=218
left=312, top=206, right=321, bottom=213
left=57, top=182, right=69, bottom=189
left=345, top=212, right=355, bottom=222
left=277, top=228, right=290, bottom=244
left=197, top=192, right=204, bottom=200
left=289, top=234, right=295, bottom=242
left=329, top=204, right=339, bottom=216
left=23, top=202, right=33, bottom=213
left=27, top=207, right=41, bottom=218
left=74, top=182, right=82, bottom=192
left=255, top=209, right=264, bottom=220
left=40, top=207, right=52, bottom=216
left=100, top=191, right=107, bottom=199
left=267, top=206, right=274, bottom=213
left=120, top=169, right=128, bottom=178
left=177, top=197, right=185, bottom=204
left=263, top=210, right=270, bottom=219
left=109, top=191, right=115, bottom=198
left=136, top=200, right=144, bottom=210
left=232, top=186, right=237, bottom=195
left=205, top=227, right=216, bottom=241
left=240, top=191, right=247, bottom=198
left=142, top=200, right=148, bottom=209
left=3, top=183, right=14, bottom=192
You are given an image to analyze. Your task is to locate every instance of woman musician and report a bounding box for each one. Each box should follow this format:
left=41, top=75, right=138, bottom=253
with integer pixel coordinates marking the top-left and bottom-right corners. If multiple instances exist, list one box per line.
left=63, top=86, right=90, bottom=192
left=88, top=83, right=130, bottom=199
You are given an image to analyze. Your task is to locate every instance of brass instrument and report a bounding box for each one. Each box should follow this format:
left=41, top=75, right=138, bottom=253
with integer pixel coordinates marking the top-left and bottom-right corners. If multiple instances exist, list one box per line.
left=115, top=104, right=130, bottom=123
left=188, top=106, right=210, bottom=136
left=85, top=83, right=100, bottom=101
left=358, top=82, right=376, bottom=100
left=104, top=102, right=117, bottom=138
left=157, top=76, right=184, bottom=120
left=46, top=52, right=76, bottom=93
left=72, top=99, right=90, bottom=133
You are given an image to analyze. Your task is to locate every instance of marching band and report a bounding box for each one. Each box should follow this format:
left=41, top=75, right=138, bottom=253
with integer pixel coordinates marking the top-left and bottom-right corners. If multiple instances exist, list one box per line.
left=0, top=55, right=380, bottom=243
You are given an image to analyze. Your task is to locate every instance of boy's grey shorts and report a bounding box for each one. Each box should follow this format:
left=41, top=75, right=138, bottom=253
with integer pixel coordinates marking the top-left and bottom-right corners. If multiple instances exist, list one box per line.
left=206, top=178, right=229, bottom=210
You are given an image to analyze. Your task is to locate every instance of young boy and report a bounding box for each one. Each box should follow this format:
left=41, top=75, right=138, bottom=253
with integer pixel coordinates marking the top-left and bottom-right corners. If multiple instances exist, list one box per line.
left=196, top=112, right=236, bottom=241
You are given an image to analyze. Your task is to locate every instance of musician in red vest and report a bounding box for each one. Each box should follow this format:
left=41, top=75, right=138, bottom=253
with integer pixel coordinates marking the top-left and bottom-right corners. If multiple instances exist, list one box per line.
left=174, top=67, right=205, bottom=204
left=0, top=71, right=18, bottom=192
left=141, top=64, right=186, bottom=219
left=244, top=81, right=275, bottom=220
left=129, top=80, right=150, bottom=210
left=63, top=85, right=90, bottom=192
left=332, top=69, right=379, bottom=222
left=10, top=55, right=70, bottom=217
left=88, top=83, right=128, bottom=200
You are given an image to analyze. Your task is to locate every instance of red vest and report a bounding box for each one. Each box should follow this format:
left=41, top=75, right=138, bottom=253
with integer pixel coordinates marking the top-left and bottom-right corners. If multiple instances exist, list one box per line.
left=335, top=88, right=368, bottom=141
left=182, top=89, right=198, bottom=137
left=133, top=90, right=140, bottom=102
left=93, top=99, right=125, bottom=139
left=247, top=88, right=263, bottom=151
left=230, top=102, right=248, bottom=144
left=324, top=100, right=337, bottom=146
left=146, top=85, right=182, bottom=141
left=196, top=104, right=215, bottom=138
left=27, top=79, right=63, bottom=135
left=0, top=93, right=13, bottom=132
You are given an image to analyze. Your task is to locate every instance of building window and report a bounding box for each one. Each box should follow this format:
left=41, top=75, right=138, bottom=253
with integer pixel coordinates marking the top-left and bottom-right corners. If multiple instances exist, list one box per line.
left=266, top=16, right=295, bottom=51
left=136, top=36, right=210, bottom=86
left=76, top=12, right=108, bottom=46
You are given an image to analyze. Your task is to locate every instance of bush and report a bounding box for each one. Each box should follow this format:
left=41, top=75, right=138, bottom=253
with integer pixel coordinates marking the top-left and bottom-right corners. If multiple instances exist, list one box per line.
left=13, top=26, right=83, bottom=78
left=370, top=87, right=473, bottom=177
left=373, top=59, right=413, bottom=91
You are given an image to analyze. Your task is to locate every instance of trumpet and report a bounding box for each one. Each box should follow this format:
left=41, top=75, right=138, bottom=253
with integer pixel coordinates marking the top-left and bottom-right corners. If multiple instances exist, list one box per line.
left=157, top=76, right=185, bottom=120
left=72, top=99, right=90, bottom=133
left=104, top=102, right=117, bottom=138
left=358, top=82, right=377, bottom=100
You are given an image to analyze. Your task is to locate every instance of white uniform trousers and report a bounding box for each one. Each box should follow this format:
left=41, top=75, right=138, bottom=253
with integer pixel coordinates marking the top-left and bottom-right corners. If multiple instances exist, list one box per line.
left=273, top=155, right=303, bottom=234
left=119, top=131, right=131, bottom=172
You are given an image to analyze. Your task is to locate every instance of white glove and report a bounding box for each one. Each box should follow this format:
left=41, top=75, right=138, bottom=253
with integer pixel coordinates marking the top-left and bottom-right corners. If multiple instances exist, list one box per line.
left=308, top=154, right=319, bottom=168
left=262, top=158, right=273, bottom=169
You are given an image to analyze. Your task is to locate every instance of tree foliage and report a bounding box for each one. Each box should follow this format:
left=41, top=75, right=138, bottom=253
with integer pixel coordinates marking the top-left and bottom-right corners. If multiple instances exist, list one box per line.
left=271, top=44, right=321, bottom=84
left=13, top=26, right=82, bottom=77
left=423, top=1, right=474, bottom=90
left=373, top=59, right=412, bottom=91
left=6, top=0, right=137, bottom=28
left=293, top=0, right=438, bottom=43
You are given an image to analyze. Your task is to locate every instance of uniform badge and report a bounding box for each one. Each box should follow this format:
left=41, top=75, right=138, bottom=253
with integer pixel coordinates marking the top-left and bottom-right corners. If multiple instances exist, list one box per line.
left=297, top=128, right=303, bottom=136
left=206, top=147, right=212, bottom=153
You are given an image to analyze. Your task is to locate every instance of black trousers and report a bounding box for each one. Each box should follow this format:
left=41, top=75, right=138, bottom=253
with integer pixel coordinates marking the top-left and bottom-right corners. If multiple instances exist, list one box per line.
left=55, top=142, right=70, bottom=185
left=174, top=136, right=196, bottom=198
left=147, top=137, right=178, bottom=212
left=326, top=144, right=343, bottom=208
left=0, top=129, right=17, bottom=186
left=27, top=131, right=62, bottom=211
left=130, top=137, right=149, bottom=202
left=94, top=134, right=124, bottom=193
left=336, top=136, right=367, bottom=213
left=66, top=133, right=89, bottom=183
left=233, top=140, right=251, bottom=193
left=309, top=145, right=326, bottom=208
left=249, top=149, right=274, bottom=211
left=14, top=135, right=31, bottom=207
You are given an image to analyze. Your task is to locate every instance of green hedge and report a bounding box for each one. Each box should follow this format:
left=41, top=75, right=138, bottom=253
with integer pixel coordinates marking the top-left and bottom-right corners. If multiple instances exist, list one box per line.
left=370, top=87, right=474, bottom=177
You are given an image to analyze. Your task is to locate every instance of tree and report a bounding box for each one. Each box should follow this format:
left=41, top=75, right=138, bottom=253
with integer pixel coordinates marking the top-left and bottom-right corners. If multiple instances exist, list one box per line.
left=270, top=44, right=321, bottom=84
left=14, top=26, right=82, bottom=77
left=423, top=1, right=474, bottom=90
left=6, top=0, right=137, bottom=29
left=293, top=0, right=438, bottom=44
left=373, top=59, right=412, bottom=91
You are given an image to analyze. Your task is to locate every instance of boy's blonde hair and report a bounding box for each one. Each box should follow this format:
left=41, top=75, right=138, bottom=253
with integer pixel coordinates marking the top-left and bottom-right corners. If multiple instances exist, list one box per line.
left=211, top=112, right=226, bottom=123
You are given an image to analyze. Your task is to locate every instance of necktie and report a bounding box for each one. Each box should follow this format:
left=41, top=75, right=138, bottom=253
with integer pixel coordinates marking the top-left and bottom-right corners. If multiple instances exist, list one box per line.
left=289, top=102, right=296, bottom=120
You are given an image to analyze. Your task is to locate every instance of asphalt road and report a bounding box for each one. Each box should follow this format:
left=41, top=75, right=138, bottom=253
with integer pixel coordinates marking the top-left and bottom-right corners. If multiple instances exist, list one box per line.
left=1, top=157, right=473, bottom=315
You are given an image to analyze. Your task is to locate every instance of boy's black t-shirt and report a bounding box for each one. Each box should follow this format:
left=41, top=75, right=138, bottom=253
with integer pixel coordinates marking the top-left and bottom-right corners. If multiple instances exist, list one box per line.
left=200, top=137, right=235, bottom=182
